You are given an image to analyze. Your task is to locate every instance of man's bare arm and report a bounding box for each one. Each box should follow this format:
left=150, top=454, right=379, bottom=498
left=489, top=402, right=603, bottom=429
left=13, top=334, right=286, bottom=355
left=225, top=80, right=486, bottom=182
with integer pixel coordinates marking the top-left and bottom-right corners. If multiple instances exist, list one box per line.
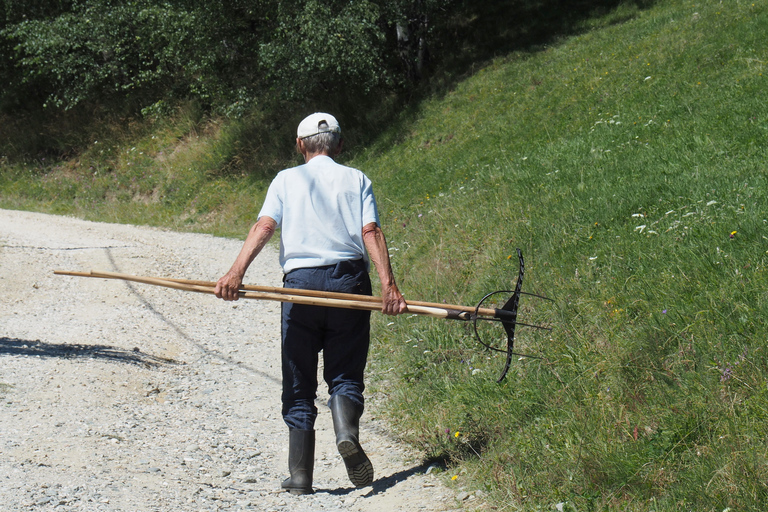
left=215, top=216, right=277, bottom=301
left=362, top=222, right=407, bottom=315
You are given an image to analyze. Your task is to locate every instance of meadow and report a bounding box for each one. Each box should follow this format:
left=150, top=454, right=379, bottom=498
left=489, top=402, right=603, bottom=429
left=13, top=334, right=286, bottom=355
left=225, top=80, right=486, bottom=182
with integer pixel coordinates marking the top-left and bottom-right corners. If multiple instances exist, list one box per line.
left=2, top=0, right=767, bottom=509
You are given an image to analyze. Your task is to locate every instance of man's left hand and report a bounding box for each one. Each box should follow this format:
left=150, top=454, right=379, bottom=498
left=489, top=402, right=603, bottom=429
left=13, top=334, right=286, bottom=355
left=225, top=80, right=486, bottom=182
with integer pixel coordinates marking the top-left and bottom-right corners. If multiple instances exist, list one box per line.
left=381, top=284, right=407, bottom=316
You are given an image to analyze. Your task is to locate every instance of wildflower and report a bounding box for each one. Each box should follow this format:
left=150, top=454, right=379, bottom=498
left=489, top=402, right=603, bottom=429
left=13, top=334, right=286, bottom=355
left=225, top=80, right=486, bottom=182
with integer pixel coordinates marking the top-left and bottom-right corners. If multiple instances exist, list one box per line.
left=451, top=475, right=459, bottom=481
left=730, top=231, right=737, bottom=238
left=454, top=431, right=461, bottom=438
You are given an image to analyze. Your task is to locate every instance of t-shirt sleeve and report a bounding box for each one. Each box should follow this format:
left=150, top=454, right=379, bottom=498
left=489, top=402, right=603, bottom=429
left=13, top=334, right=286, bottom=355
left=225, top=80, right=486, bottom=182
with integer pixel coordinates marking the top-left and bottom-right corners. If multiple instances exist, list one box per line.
left=258, top=175, right=284, bottom=225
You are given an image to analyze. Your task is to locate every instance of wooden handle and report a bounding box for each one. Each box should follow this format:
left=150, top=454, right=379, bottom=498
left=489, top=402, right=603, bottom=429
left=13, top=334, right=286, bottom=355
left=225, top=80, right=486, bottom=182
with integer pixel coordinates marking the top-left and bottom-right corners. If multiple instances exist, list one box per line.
left=154, top=275, right=486, bottom=315
left=53, top=270, right=483, bottom=320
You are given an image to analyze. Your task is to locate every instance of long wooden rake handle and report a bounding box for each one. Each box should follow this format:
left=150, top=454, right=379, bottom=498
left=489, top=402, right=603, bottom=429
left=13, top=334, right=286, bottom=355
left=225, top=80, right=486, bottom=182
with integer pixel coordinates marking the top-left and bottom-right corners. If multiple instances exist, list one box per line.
left=53, top=270, right=498, bottom=321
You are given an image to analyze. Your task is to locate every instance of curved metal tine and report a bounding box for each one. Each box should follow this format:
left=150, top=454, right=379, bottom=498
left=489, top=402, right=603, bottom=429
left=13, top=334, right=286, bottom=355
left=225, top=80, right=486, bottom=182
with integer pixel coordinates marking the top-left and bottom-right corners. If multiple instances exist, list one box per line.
left=472, top=320, right=549, bottom=353
left=472, top=313, right=508, bottom=353
left=521, top=291, right=555, bottom=302
left=473, top=326, right=546, bottom=355
left=472, top=336, right=507, bottom=353
left=475, top=289, right=553, bottom=310
left=474, top=315, right=552, bottom=331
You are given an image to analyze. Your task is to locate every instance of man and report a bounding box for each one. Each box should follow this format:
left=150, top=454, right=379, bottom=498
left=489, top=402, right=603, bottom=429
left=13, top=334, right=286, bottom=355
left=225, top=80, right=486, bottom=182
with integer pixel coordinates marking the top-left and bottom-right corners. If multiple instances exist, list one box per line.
left=215, top=112, right=407, bottom=495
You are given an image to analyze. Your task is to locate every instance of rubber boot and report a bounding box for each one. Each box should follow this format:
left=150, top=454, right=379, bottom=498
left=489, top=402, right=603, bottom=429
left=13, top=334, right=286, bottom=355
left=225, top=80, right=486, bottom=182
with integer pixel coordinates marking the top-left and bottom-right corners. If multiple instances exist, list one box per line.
left=280, top=428, right=315, bottom=495
left=329, top=394, right=374, bottom=487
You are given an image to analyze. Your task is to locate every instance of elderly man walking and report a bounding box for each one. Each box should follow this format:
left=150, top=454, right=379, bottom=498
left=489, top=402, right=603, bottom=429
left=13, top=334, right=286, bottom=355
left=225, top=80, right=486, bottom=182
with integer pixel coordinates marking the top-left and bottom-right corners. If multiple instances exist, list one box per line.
left=215, top=112, right=407, bottom=495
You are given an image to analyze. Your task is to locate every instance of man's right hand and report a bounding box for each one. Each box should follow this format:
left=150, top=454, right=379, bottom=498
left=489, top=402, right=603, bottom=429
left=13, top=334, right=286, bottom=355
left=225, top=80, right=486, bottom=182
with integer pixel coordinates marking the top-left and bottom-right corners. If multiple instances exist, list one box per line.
left=215, top=217, right=276, bottom=302
left=215, top=272, right=243, bottom=301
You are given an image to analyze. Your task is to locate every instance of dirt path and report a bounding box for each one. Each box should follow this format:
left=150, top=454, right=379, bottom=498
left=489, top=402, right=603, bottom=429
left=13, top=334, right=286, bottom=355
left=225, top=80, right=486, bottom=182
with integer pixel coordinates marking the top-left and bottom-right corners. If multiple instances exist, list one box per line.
left=0, top=209, right=468, bottom=511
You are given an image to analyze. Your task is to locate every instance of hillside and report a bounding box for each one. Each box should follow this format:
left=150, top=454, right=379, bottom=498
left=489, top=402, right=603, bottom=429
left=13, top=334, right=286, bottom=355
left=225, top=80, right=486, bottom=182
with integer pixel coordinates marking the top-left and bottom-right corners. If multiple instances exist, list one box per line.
left=2, top=0, right=767, bottom=509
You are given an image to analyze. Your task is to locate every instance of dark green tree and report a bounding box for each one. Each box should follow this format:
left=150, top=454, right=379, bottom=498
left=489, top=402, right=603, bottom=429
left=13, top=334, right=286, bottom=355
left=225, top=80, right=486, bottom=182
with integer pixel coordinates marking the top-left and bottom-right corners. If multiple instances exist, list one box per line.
left=2, top=0, right=468, bottom=114
left=2, top=1, right=251, bottom=112
left=258, top=0, right=388, bottom=100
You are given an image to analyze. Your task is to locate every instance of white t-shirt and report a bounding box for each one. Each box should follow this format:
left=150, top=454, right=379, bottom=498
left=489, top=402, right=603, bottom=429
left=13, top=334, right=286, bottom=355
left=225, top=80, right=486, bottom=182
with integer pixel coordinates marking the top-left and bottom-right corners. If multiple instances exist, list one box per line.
left=258, top=155, right=380, bottom=273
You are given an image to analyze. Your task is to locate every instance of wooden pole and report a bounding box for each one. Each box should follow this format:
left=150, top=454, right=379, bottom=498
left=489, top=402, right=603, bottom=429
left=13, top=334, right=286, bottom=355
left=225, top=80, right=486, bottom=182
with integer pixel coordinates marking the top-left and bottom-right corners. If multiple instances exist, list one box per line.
left=53, top=270, right=493, bottom=320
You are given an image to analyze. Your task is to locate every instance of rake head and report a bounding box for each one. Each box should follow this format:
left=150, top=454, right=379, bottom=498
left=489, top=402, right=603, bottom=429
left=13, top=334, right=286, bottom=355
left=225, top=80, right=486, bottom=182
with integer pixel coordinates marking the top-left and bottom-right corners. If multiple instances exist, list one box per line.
left=472, top=249, right=552, bottom=382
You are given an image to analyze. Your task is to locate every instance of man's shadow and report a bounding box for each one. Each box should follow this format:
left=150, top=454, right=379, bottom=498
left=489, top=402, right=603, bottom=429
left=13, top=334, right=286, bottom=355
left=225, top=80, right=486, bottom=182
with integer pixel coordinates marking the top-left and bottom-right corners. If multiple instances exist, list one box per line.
left=0, top=336, right=177, bottom=367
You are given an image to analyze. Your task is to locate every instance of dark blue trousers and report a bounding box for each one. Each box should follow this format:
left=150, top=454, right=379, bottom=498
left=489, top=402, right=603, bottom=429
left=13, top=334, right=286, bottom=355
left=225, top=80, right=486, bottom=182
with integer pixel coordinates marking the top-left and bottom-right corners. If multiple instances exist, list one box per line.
left=281, top=259, right=372, bottom=430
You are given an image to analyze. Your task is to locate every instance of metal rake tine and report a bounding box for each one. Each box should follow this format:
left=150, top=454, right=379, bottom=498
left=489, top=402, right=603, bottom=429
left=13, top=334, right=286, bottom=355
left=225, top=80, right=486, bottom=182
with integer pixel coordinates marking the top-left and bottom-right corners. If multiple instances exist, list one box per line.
left=473, top=316, right=552, bottom=331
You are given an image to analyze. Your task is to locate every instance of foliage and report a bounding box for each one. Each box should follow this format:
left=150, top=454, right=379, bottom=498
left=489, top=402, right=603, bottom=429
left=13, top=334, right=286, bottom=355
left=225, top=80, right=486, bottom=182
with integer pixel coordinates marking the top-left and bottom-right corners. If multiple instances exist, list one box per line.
left=258, top=0, right=387, bottom=99
left=2, top=0, right=256, bottom=111
left=0, top=0, right=462, bottom=116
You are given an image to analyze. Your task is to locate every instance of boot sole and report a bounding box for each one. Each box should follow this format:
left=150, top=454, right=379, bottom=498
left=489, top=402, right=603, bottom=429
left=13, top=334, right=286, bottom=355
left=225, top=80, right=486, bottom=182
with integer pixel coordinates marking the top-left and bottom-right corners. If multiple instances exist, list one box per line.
left=285, top=487, right=314, bottom=496
left=281, top=477, right=314, bottom=495
left=338, top=438, right=374, bottom=487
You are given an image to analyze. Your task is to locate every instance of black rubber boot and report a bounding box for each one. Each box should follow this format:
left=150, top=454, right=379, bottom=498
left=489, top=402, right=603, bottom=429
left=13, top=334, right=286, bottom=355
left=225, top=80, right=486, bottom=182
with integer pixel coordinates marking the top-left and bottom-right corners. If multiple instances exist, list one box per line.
left=280, top=428, right=315, bottom=495
left=329, top=394, right=374, bottom=487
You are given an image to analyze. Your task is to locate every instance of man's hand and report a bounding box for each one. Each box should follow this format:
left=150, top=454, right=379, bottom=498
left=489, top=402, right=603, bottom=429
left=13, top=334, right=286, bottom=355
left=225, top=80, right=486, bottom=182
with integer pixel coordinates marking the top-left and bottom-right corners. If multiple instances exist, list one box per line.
left=215, top=272, right=243, bottom=301
left=215, top=216, right=276, bottom=302
left=381, top=283, right=408, bottom=316
left=362, top=222, right=407, bottom=316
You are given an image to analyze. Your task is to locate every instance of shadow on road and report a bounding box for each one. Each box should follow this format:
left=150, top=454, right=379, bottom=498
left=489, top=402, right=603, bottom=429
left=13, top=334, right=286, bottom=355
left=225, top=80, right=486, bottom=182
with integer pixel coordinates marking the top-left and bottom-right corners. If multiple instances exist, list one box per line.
left=0, top=336, right=178, bottom=367
left=317, top=461, right=435, bottom=496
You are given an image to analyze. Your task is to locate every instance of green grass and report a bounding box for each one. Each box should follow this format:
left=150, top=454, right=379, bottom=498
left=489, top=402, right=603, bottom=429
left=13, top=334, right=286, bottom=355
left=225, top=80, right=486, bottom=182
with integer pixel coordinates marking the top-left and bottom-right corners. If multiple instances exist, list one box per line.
left=2, top=0, right=767, bottom=509
left=0, top=104, right=295, bottom=236
left=359, top=0, right=768, bottom=509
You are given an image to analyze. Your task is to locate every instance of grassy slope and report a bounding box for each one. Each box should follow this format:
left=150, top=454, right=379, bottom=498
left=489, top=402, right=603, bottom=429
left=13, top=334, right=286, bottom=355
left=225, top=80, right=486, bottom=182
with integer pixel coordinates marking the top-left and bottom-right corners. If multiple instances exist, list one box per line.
left=356, top=0, right=768, bottom=510
left=2, top=0, right=767, bottom=509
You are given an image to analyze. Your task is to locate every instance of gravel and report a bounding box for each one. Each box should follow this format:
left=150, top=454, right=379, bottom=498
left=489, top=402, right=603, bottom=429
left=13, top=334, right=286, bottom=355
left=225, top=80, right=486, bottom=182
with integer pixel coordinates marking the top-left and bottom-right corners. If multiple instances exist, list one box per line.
left=0, top=208, right=471, bottom=511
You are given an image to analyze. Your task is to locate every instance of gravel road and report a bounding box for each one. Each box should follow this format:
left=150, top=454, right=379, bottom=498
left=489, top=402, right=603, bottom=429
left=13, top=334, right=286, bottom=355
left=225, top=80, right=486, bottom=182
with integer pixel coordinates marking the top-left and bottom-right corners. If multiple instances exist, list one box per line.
left=0, top=208, right=470, bottom=511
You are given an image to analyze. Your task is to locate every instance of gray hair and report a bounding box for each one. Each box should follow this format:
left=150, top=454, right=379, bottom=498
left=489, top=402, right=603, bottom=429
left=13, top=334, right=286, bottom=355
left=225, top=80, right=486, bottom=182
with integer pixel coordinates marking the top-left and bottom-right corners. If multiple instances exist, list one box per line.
left=301, top=126, right=341, bottom=154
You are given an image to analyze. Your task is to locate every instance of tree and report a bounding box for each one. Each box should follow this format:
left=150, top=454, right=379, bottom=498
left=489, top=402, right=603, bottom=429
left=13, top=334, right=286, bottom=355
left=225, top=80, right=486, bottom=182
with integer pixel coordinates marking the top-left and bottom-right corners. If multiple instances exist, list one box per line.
left=2, top=0, right=467, bottom=114
left=0, top=0, right=263, bottom=113
left=258, top=0, right=388, bottom=101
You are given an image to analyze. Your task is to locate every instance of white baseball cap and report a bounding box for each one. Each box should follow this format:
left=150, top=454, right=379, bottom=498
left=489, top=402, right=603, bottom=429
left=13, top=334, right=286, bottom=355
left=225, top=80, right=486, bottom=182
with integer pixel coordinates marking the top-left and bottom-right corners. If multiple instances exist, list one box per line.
left=297, top=112, right=341, bottom=138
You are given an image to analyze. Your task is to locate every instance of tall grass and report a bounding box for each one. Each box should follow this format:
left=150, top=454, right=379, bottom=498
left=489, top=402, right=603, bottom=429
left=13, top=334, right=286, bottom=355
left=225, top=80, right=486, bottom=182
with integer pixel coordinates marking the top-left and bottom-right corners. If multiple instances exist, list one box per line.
left=0, top=104, right=297, bottom=236
left=359, top=0, right=768, bottom=509
left=1, top=0, right=766, bottom=509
